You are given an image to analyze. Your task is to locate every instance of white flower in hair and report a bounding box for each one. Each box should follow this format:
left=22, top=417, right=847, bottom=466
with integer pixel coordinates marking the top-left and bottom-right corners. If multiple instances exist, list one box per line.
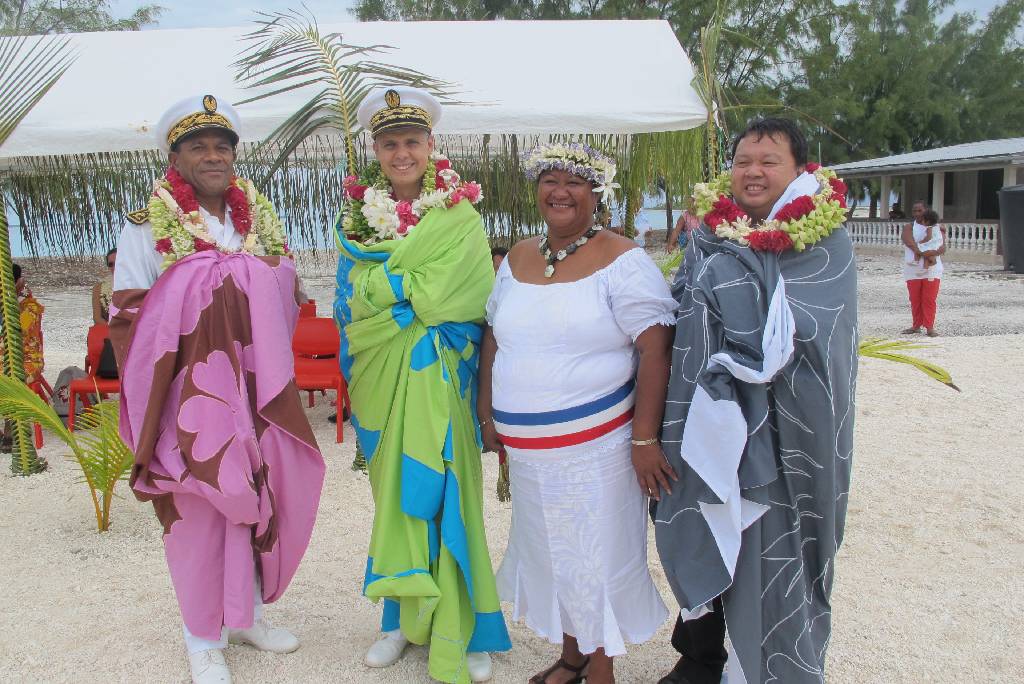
left=593, top=165, right=620, bottom=205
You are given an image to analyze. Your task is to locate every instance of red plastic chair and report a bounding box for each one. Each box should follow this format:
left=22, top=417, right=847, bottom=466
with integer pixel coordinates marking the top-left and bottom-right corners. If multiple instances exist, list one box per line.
left=292, top=317, right=349, bottom=443
left=68, top=323, right=120, bottom=431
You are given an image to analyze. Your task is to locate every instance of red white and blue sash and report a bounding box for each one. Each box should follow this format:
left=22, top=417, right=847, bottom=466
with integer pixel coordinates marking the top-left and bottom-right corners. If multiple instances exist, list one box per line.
left=493, top=379, right=635, bottom=450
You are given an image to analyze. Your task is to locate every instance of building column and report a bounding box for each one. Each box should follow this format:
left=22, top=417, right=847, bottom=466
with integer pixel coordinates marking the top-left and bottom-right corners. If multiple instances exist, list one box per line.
left=880, top=175, right=891, bottom=218
left=1004, top=164, right=1020, bottom=188
left=932, top=171, right=945, bottom=211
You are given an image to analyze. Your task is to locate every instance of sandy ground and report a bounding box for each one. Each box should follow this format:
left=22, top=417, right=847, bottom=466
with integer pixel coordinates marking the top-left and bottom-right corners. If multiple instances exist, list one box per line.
left=1, top=248, right=1022, bottom=683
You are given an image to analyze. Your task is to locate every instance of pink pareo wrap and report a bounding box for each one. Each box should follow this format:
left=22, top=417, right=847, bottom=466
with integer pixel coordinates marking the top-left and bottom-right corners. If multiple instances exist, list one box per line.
left=113, top=251, right=325, bottom=640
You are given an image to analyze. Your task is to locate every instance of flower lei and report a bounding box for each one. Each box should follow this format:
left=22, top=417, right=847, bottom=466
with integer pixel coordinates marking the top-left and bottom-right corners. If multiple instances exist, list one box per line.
left=340, top=152, right=483, bottom=244
left=148, top=167, right=288, bottom=269
left=692, top=162, right=849, bottom=252
left=522, top=142, right=620, bottom=205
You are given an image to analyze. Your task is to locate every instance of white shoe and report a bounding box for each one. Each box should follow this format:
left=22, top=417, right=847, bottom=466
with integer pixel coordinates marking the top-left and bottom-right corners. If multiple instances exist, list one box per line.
left=467, top=651, right=493, bottom=682
left=228, top=619, right=300, bottom=654
left=364, top=630, right=409, bottom=668
left=189, top=649, right=232, bottom=684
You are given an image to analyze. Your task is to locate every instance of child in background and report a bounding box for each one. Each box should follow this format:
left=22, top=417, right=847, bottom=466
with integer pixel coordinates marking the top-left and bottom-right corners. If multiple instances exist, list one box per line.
left=908, top=209, right=943, bottom=269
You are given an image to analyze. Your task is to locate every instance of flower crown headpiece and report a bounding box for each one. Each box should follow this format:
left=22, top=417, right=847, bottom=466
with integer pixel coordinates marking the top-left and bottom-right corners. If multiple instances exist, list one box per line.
left=523, top=142, right=620, bottom=205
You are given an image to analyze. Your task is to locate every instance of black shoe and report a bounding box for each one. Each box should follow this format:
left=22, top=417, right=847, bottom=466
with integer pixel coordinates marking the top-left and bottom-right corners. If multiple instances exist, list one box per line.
left=327, top=407, right=351, bottom=424
left=658, top=658, right=723, bottom=684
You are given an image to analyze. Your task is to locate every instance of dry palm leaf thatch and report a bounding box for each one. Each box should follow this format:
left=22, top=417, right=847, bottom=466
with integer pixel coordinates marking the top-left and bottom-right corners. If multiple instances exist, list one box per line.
left=0, top=34, right=75, bottom=475
left=0, top=375, right=133, bottom=530
left=2, top=15, right=709, bottom=257
left=233, top=8, right=457, bottom=183
left=858, top=337, right=960, bottom=391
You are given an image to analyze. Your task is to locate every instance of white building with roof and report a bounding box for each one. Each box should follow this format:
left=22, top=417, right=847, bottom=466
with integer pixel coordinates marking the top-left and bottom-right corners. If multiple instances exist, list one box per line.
left=832, top=138, right=1023, bottom=258
left=833, top=137, right=1024, bottom=220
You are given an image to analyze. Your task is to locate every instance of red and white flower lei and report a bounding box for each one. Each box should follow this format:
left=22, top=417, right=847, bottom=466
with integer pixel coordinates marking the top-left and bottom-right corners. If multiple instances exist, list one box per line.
left=149, top=167, right=288, bottom=269
left=692, top=163, right=849, bottom=252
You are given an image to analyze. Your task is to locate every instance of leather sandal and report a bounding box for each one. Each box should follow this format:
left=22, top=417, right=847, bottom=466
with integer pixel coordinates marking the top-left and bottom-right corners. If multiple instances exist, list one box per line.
left=529, top=656, right=590, bottom=683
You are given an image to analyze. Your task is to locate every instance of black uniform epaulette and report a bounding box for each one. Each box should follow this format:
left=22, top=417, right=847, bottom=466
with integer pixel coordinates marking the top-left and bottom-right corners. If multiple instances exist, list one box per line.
left=126, top=207, right=150, bottom=225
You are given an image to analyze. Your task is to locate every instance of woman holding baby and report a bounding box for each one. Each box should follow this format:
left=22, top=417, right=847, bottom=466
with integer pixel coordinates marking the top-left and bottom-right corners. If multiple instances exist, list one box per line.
left=901, top=199, right=946, bottom=337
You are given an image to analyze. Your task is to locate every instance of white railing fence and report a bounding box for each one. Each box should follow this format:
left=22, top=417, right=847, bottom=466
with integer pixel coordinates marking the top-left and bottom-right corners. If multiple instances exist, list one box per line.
left=846, top=220, right=1000, bottom=254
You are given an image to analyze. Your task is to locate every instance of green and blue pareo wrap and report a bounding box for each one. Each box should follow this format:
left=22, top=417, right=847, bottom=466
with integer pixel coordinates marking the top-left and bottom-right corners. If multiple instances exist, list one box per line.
left=334, top=199, right=511, bottom=683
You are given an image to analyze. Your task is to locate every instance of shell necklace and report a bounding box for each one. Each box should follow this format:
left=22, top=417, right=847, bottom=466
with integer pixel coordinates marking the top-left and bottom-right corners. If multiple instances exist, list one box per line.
left=539, top=225, right=603, bottom=278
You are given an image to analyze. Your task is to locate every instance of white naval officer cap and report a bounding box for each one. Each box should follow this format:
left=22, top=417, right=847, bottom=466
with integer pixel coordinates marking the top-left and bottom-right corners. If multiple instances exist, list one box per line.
left=356, top=86, right=442, bottom=138
left=156, top=94, right=240, bottom=154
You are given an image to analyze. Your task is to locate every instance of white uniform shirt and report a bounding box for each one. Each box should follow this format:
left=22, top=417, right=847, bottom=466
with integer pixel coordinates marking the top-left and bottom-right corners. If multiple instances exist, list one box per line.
left=113, top=206, right=241, bottom=291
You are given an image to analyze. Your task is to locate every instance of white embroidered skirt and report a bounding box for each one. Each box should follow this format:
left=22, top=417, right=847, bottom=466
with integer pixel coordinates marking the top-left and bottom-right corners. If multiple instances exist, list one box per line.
left=496, top=427, right=668, bottom=656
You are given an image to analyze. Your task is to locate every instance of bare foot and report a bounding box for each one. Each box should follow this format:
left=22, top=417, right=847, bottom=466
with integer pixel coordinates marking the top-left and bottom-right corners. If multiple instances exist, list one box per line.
left=900, top=327, right=920, bottom=335
left=926, top=328, right=939, bottom=337
left=585, top=655, right=616, bottom=684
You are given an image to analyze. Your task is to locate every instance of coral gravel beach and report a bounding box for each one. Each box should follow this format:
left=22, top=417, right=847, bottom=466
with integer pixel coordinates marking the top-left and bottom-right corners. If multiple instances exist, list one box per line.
left=1, top=250, right=1021, bottom=683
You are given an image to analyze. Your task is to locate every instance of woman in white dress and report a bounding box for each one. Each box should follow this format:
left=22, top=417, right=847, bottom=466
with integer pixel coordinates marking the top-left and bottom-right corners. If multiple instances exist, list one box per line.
left=477, top=144, right=677, bottom=684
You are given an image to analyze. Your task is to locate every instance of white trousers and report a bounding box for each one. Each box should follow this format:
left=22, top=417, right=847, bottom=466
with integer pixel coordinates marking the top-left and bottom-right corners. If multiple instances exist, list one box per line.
left=182, top=574, right=264, bottom=654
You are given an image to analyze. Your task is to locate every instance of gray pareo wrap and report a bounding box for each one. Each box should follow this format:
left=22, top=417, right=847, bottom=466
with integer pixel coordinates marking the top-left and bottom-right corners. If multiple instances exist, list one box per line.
left=655, top=223, right=858, bottom=683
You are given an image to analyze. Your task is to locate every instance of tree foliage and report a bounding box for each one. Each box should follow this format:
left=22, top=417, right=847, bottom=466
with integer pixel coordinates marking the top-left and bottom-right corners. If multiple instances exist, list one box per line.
left=1, top=0, right=163, bottom=35
left=353, top=0, right=1024, bottom=166
left=352, top=0, right=834, bottom=94
left=783, top=0, right=1024, bottom=165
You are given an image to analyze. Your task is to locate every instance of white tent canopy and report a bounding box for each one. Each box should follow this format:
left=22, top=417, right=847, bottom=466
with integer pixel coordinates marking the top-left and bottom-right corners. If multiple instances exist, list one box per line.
left=1, top=20, right=707, bottom=160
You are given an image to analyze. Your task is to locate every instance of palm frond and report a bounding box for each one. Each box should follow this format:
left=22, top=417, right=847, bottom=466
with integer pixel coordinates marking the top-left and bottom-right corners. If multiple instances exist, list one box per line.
left=0, top=374, right=73, bottom=443
left=1, top=34, right=74, bottom=475
left=74, top=401, right=134, bottom=495
left=858, top=338, right=960, bottom=392
left=655, top=250, right=684, bottom=278
left=0, top=375, right=133, bottom=529
left=0, top=35, right=75, bottom=147
left=233, top=8, right=457, bottom=182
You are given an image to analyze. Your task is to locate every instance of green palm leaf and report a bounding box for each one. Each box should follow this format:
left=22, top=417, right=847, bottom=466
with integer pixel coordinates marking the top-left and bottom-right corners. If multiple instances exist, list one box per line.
left=74, top=401, right=134, bottom=491
left=858, top=337, right=960, bottom=392
left=0, top=375, right=134, bottom=530
left=1, top=34, right=75, bottom=475
left=0, top=35, right=75, bottom=146
left=233, top=8, right=456, bottom=181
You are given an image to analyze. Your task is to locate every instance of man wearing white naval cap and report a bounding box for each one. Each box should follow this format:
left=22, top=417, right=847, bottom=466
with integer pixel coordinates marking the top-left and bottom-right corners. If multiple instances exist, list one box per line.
left=111, top=94, right=325, bottom=684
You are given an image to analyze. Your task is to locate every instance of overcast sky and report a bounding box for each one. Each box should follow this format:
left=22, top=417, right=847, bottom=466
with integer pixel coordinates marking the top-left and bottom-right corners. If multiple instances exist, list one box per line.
left=110, top=0, right=1005, bottom=30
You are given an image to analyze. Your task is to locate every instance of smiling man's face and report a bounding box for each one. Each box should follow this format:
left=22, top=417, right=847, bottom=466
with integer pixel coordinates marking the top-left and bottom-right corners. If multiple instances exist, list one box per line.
left=730, top=131, right=804, bottom=223
left=169, top=130, right=236, bottom=201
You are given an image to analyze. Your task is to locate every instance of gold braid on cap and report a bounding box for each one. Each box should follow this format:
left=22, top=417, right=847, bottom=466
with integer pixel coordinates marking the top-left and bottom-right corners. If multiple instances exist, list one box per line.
left=369, top=105, right=432, bottom=137
left=166, top=112, right=235, bottom=148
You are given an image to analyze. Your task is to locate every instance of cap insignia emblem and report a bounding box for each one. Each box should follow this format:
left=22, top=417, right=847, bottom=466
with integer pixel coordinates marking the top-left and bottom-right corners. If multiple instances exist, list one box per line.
left=384, top=89, right=401, bottom=108
left=202, top=95, right=218, bottom=114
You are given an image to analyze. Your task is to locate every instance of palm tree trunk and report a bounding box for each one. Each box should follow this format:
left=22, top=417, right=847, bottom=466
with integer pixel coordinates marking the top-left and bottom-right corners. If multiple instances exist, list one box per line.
left=0, top=209, right=46, bottom=475
left=664, top=178, right=674, bottom=233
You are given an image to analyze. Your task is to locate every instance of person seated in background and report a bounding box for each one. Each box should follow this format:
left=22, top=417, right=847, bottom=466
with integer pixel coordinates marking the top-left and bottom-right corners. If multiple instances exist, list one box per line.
left=490, top=246, right=508, bottom=272
left=889, top=203, right=906, bottom=219
left=92, top=248, right=116, bottom=323
left=1, top=263, right=45, bottom=452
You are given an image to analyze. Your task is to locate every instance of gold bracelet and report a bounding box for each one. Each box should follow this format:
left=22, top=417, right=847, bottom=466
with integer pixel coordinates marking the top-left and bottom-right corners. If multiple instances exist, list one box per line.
left=630, top=437, right=659, bottom=446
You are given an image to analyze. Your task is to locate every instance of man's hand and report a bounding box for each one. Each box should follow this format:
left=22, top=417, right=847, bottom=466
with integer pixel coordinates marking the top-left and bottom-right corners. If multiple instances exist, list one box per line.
left=631, top=442, right=678, bottom=501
